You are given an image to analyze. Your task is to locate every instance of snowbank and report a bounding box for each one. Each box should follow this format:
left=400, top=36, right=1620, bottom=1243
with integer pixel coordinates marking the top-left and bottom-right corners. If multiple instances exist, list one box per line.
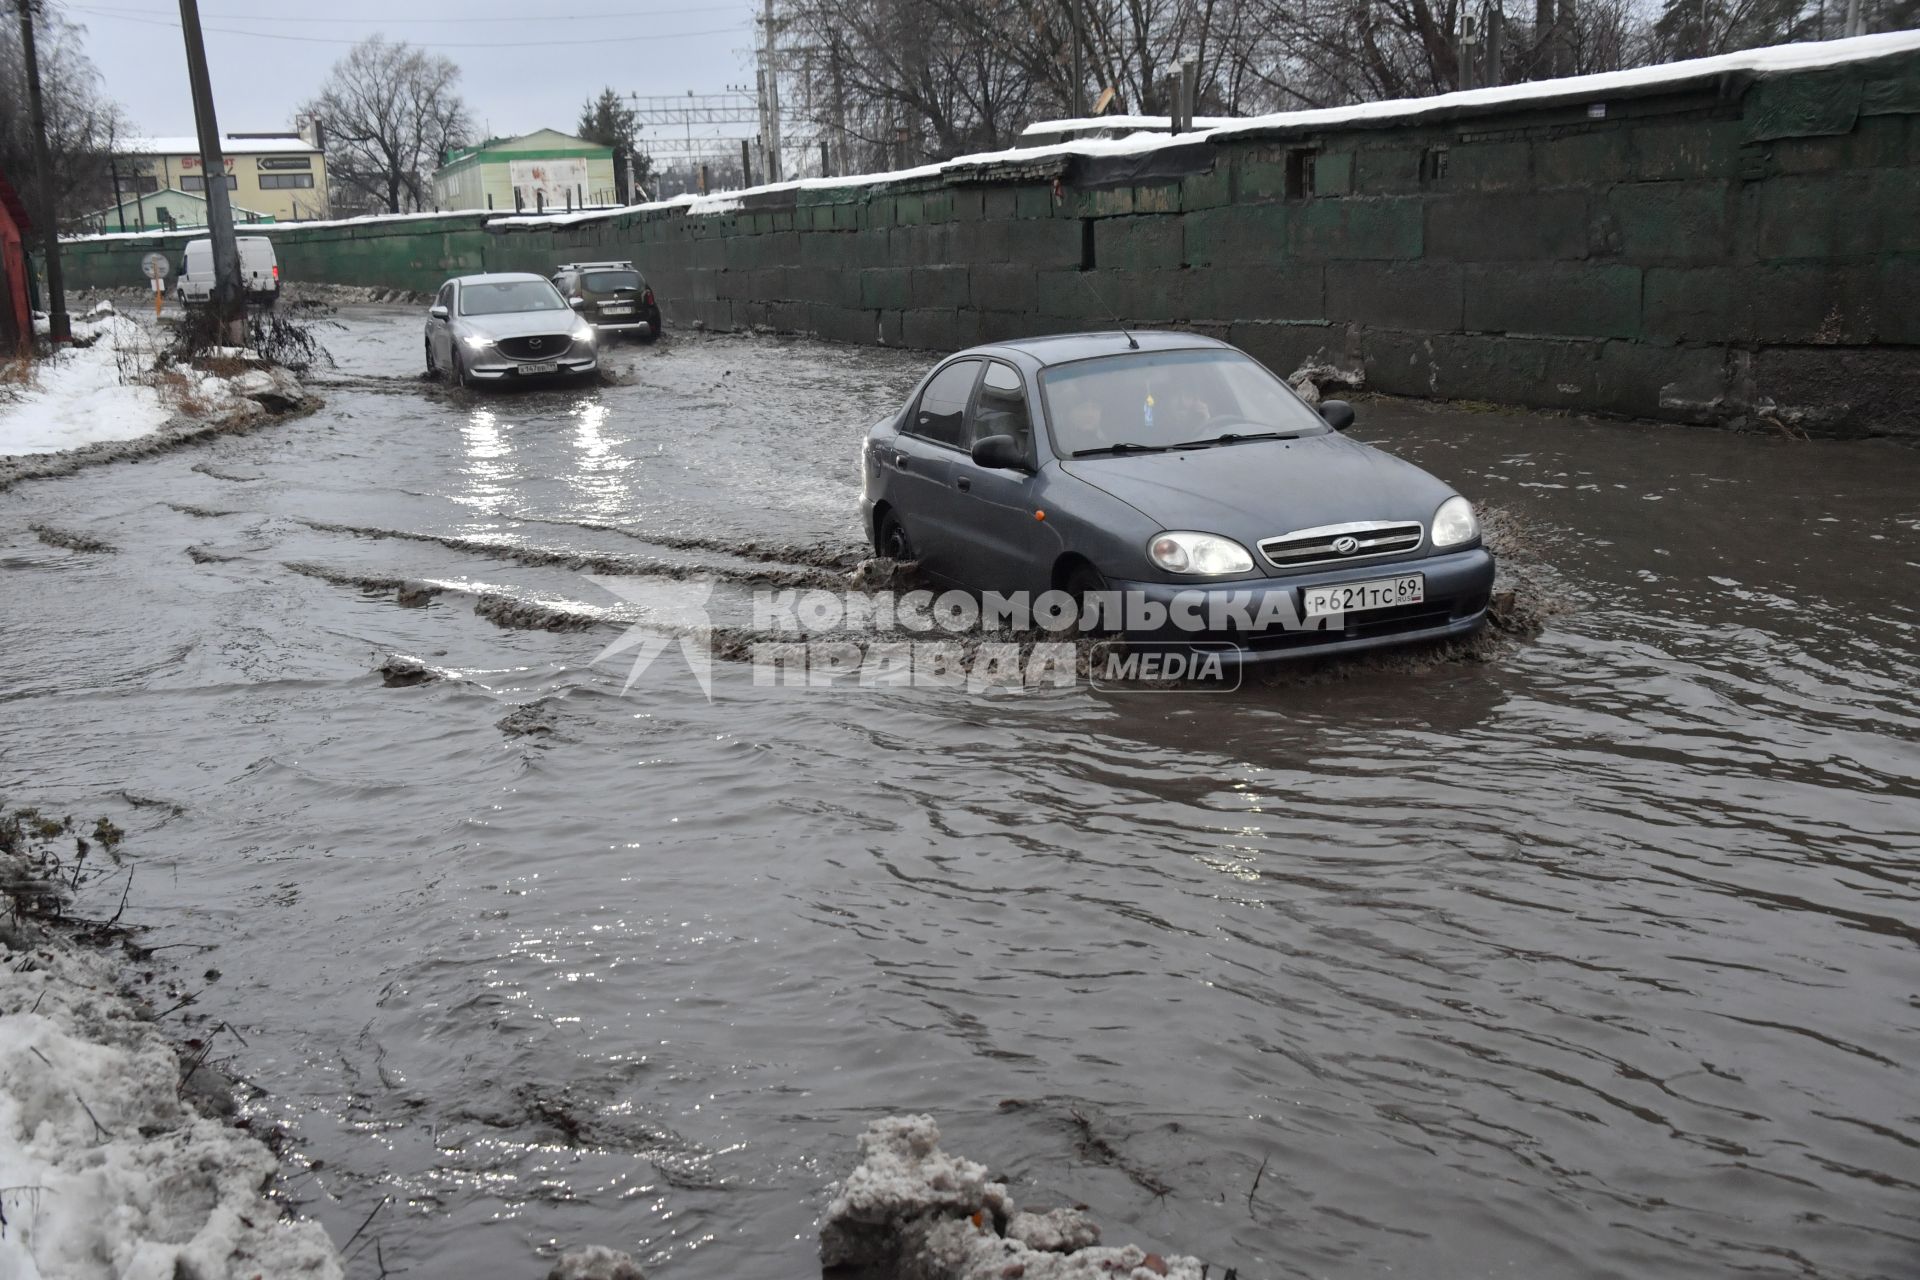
left=821, top=1115, right=1206, bottom=1279
left=0, top=906, right=341, bottom=1278
left=1, top=310, right=174, bottom=455
left=1, top=307, right=314, bottom=466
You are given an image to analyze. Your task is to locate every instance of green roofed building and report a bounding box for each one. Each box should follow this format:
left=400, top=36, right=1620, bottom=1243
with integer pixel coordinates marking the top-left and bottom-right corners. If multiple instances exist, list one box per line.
left=79, top=186, right=275, bottom=234
left=432, top=129, right=617, bottom=214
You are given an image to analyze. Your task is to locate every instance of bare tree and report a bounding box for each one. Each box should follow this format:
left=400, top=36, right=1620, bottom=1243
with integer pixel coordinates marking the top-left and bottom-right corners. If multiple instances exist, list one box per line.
left=300, top=35, right=473, bottom=214
left=0, top=5, right=129, bottom=228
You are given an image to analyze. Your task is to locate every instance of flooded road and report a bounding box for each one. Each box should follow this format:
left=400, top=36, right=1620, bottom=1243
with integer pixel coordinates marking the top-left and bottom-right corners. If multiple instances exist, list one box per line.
left=2, top=306, right=1917, bottom=1279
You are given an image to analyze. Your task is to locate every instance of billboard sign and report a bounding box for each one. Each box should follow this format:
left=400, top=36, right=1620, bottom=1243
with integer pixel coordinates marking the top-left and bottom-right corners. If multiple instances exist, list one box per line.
left=509, top=157, right=589, bottom=209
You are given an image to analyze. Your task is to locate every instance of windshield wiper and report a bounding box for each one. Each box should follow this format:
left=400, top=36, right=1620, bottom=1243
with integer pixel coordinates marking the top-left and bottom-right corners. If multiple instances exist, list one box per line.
left=1071, top=442, right=1173, bottom=457
left=1170, top=431, right=1302, bottom=449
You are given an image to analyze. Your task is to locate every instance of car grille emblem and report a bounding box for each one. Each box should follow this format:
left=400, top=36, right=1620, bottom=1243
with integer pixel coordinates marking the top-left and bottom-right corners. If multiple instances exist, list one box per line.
left=528, top=337, right=543, bottom=349
left=1332, top=535, right=1361, bottom=555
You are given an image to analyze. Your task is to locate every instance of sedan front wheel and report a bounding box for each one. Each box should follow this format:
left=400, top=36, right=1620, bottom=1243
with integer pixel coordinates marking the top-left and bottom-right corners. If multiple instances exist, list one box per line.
left=876, top=510, right=913, bottom=561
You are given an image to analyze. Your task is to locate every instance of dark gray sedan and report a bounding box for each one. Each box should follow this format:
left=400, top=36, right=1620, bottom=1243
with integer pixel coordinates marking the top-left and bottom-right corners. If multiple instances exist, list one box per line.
left=860, top=331, right=1496, bottom=661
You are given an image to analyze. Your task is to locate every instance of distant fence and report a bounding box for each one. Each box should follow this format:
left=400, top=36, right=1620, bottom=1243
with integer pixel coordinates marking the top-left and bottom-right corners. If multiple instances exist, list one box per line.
left=59, top=36, right=1920, bottom=438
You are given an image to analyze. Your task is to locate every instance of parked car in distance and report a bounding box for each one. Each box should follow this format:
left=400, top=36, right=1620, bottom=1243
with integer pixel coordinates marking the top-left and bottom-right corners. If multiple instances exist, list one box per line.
left=176, top=236, right=279, bottom=307
left=551, top=260, right=661, bottom=340
left=860, top=331, right=1496, bottom=663
left=424, top=273, right=598, bottom=388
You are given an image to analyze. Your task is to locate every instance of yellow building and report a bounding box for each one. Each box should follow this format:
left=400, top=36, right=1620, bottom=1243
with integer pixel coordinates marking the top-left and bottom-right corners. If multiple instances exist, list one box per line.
left=121, top=134, right=330, bottom=223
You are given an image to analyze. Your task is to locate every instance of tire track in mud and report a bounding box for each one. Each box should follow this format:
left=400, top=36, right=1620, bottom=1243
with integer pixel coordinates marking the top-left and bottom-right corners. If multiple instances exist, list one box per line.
left=287, top=516, right=851, bottom=590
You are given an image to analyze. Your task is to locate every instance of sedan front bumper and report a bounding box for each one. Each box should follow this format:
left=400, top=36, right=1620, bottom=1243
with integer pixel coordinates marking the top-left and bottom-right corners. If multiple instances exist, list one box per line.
left=465, top=352, right=598, bottom=381
left=1106, top=546, right=1496, bottom=664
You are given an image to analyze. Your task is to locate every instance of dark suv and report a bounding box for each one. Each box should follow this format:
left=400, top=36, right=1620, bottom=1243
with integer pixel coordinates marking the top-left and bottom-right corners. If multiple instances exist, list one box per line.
left=551, top=261, right=662, bottom=341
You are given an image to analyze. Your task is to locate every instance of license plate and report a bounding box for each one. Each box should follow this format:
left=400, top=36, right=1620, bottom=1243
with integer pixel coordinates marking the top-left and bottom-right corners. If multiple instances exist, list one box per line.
left=600, top=304, right=634, bottom=315
left=517, top=361, right=560, bottom=375
left=1303, top=574, right=1424, bottom=617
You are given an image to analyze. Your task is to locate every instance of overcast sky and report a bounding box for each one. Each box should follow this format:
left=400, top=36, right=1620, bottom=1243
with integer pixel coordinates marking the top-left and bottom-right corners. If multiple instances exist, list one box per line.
left=66, top=0, right=764, bottom=151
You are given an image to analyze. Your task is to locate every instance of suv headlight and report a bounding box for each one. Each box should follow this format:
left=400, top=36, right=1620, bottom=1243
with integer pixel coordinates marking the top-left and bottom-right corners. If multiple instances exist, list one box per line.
left=572, top=323, right=595, bottom=344
left=461, top=333, right=492, bottom=351
left=1149, top=531, right=1254, bottom=575
left=1431, top=496, right=1478, bottom=548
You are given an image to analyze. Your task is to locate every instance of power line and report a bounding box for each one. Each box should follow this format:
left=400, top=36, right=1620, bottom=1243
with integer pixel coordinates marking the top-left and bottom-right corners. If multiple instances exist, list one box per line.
left=69, top=1, right=728, bottom=23
left=64, top=6, right=745, bottom=48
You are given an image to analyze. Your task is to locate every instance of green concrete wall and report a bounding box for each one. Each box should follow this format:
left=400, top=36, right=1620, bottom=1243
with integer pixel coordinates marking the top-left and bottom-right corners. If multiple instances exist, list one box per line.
left=60, top=45, right=1920, bottom=438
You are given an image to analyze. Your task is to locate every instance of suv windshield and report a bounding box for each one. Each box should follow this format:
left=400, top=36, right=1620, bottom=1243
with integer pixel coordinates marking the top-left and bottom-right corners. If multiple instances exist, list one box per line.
left=460, top=280, right=566, bottom=316
left=1041, top=348, right=1329, bottom=457
left=584, top=270, right=641, bottom=292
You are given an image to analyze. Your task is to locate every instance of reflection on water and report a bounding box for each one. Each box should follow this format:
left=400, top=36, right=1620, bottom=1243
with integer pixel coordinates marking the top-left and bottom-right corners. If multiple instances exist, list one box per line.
left=1, top=316, right=1916, bottom=1280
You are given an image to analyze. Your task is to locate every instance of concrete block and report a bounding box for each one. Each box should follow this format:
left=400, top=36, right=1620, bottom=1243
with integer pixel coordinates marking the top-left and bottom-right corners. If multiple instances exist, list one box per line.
left=1015, top=185, right=1057, bottom=219
left=1227, top=320, right=1341, bottom=378
left=1632, top=120, right=1744, bottom=180
left=1606, top=181, right=1736, bottom=263
left=1753, top=172, right=1877, bottom=259
left=1181, top=164, right=1233, bottom=210
left=859, top=267, right=912, bottom=310
left=1353, top=145, right=1424, bottom=195
left=1130, top=182, right=1179, bottom=215
left=1326, top=261, right=1464, bottom=332
left=1426, top=192, right=1591, bottom=261
left=1462, top=263, right=1641, bottom=339
left=1314, top=151, right=1356, bottom=196
left=1353, top=327, right=1444, bottom=397
left=1184, top=204, right=1289, bottom=266
left=1750, top=344, right=1920, bottom=440
left=1449, top=139, right=1532, bottom=190
left=983, top=188, right=1019, bottom=220
left=911, top=266, right=970, bottom=309
left=1094, top=216, right=1185, bottom=270
left=972, top=263, right=1039, bottom=313
left=901, top=308, right=962, bottom=350
left=1428, top=331, right=1605, bottom=409
left=1593, top=339, right=1730, bottom=421
left=1290, top=197, right=1423, bottom=260
left=1188, top=264, right=1325, bottom=323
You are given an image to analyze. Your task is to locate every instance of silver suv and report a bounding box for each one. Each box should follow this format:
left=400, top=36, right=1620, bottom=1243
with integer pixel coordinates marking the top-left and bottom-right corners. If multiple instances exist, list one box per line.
left=424, top=273, right=598, bottom=387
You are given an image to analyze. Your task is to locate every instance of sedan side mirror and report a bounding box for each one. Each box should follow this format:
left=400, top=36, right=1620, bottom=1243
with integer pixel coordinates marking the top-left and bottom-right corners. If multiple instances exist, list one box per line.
left=428, top=304, right=449, bottom=320
left=1319, top=399, right=1355, bottom=432
left=971, top=434, right=1028, bottom=470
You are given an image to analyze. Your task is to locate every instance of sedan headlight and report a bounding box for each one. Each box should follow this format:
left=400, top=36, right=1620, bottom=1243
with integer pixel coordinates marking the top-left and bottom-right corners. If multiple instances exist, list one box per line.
left=461, top=333, right=492, bottom=351
left=1149, top=531, right=1254, bottom=575
left=1431, top=496, right=1479, bottom=548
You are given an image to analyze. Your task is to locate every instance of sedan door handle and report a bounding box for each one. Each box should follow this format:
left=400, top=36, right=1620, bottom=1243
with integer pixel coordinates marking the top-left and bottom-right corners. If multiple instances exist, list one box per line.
left=955, top=477, right=971, bottom=492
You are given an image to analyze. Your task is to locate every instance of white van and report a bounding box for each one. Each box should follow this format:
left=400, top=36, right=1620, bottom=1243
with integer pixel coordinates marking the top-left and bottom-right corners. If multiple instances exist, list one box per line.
left=177, top=236, right=280, bottom=306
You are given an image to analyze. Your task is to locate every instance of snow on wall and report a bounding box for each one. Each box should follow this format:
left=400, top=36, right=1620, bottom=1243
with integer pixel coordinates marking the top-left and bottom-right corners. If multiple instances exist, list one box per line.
left=61, top=32, right=1920, bottom=249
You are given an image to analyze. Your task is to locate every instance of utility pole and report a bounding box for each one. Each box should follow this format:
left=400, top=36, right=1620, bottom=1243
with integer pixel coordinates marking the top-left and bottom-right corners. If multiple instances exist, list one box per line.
left=1069, top=0, right=1087, bottom=117
left=177, top=0, right=244, bottom=341
left=830, top=34, right=848, bottom=178
left=761, top=0, right=782, bottom=183
left=16, top=0, right=70, bottom=343
left=1844, top=0, right=1863, bottom=36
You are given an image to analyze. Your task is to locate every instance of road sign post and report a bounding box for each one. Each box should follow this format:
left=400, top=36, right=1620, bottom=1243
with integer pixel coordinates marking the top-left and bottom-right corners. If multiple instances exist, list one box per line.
left=142, top=252, right=170, bottom=317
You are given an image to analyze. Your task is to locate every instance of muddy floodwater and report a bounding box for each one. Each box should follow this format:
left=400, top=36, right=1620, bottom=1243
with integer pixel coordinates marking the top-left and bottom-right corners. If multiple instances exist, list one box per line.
left=3, top=307, right=1918, bottom=1279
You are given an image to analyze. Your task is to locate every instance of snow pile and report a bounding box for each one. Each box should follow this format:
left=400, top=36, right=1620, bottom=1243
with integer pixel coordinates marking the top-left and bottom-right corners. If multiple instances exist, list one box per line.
left=820, top=1115, right=1204, bottom=1280
left=2, top=312, right=174, bottom=454
left=1, top=311, right=314, bottom=463
left=0, top=924, right=340, bottom=1279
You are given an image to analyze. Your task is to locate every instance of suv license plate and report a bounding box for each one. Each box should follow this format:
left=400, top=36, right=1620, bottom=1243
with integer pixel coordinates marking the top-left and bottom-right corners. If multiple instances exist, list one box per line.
left=1303, top=574, right=1424, bottom=617
left=600, top=304, right=634, bottom=315
left=517, top=361, right=560, bottom=376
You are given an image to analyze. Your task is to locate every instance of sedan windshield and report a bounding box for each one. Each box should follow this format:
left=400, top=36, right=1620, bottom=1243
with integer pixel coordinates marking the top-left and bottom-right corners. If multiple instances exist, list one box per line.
left=1041, top=348, right=1329, bottom=457
left=584, top=270, right=641, bottom=292
left=460, top=280, right=567, bottom=316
